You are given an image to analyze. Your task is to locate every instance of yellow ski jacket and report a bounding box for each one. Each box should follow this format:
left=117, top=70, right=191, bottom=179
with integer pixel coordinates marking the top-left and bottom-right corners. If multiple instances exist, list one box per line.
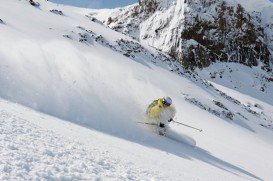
left=147, top=98, right=176, bottom=122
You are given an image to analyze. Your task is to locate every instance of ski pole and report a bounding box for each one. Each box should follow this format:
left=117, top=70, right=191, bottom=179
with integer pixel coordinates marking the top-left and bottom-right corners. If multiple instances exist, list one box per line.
left=172, top=120, right=203, bottom=132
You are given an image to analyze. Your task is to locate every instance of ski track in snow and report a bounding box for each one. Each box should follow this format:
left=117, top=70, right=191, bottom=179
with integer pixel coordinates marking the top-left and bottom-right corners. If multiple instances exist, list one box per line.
left=0, top=102, right=158, bottom=180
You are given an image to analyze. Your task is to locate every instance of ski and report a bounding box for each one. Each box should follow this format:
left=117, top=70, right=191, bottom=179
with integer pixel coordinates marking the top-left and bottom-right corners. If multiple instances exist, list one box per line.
left=137, top=122, right=158, bottom=126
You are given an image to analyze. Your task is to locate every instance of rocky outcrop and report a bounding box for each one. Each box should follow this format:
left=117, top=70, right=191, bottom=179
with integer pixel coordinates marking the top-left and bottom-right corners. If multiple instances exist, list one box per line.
left=139, top=0, right=158, bottom=14
left=29, top=0, right=40, bottom=7
left=96, top=0, right=273, bottom=70
left=179, top=1, right=271, bottom=69
left=50, top=9, right=64, bottom=15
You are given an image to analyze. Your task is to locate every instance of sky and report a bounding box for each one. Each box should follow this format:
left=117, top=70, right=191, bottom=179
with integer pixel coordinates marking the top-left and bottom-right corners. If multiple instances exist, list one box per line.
left=51, top=0, right=138, bottom=9
left=51, top=0, right=273, bottom=9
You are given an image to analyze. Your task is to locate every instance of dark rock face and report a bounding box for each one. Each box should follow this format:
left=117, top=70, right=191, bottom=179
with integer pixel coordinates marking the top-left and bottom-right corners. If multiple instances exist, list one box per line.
left=29, top=0, right=40, bottom=7
left=179, top=2, right=271, bottom=69
left=139, top=0, right=158, bottom=14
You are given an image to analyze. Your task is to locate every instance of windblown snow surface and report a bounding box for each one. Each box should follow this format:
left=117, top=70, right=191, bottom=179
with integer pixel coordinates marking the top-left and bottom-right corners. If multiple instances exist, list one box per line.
left=0, top=0, right=273, bottom=180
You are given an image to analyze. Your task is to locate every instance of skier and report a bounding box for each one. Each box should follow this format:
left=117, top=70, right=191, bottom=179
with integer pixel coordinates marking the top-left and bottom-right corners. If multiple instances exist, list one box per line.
left=146, top=96, right=176, bottom=135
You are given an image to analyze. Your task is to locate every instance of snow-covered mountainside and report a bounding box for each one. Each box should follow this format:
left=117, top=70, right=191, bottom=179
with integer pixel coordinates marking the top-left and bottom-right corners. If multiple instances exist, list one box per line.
left=1, top=0, right=273, bottom=180
left=93, top=0, right=273, bottom=69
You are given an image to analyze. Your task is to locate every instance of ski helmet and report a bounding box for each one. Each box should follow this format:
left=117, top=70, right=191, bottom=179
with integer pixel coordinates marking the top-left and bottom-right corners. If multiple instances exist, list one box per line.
left=163, top=96, right=172, bottom=106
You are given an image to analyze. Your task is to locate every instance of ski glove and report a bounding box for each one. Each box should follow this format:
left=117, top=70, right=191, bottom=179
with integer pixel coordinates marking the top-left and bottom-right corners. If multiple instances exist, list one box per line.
left=168, top=118, right=173, bottom=122
left=159, top=123, right=165, bottom=128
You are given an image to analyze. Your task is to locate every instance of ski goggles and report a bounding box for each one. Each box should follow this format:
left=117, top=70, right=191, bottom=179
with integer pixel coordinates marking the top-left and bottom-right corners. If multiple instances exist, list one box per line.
left=163, top=100, right=171, bottom=106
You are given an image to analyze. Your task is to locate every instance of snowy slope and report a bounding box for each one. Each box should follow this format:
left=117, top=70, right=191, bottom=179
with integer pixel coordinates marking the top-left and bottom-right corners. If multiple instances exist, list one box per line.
left=1, top=0, right=273, bottom=180
left=1, top=94, right=273, bottom=180
left=197, top=63, right=273, bottom=106
left=0, top=99, right=158, bottom=180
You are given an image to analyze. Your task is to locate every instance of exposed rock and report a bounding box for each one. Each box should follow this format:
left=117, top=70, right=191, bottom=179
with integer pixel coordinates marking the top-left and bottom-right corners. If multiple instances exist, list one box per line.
left=85, top=15, right=105, bottom=26
left=179, top=1, right=271, bottom=69
left=213, top=100, right=228, bottom=110
left=98, top=0, right=273, bottom=70
left=29, top=0, right=40, bottom=7
left=184, top=97, right=234, bottom=120
left=50, top=9, right=64, bottom=15
left=63, top=35, right=71, bottom=39
left=139, top=0, right=158, bottom=14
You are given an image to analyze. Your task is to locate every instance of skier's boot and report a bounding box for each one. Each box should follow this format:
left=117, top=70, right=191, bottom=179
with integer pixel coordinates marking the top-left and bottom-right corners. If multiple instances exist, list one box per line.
left=159, top=123, right=166, bottom=136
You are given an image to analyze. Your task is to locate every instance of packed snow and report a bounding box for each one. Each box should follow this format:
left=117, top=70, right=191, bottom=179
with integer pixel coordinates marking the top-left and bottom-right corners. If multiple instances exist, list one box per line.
left=0, top=0, right=273, bottom=180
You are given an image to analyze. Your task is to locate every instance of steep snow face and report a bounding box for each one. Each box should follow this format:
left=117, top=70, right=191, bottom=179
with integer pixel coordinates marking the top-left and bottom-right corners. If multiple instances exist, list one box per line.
left=197, top=63, right=273, bottom=107
left=139, top=0, right=186, bottom=54
left=2, top=95, right=273, bottom=180
left=1, top=0, right=273, bottom=180
left=0, top=0, right=184, bottom=138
